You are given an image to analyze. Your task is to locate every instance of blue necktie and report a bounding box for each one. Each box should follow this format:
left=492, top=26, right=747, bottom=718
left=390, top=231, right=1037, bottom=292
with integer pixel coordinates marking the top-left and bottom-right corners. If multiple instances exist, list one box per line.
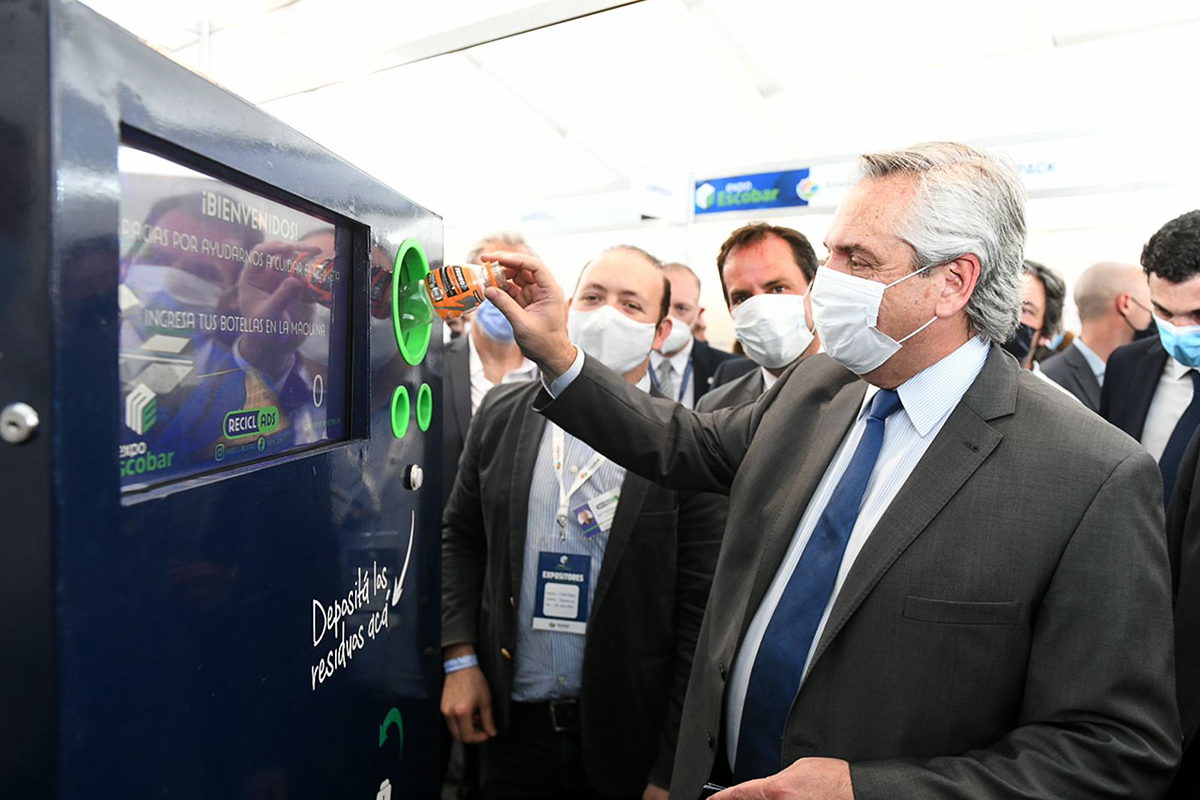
left=1159, top=370, right=1200, bottom=506
left=734, top=389, right=904, bottom=782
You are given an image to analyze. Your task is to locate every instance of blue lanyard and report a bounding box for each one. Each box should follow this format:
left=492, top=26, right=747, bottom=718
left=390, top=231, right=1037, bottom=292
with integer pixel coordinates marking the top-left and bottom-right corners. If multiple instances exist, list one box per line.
left=650, top=354, right=694, bottom=402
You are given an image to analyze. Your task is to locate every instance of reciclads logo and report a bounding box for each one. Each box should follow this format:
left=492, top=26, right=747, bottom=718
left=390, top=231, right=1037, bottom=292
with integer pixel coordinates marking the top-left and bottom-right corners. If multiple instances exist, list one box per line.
left=223, top=406, right=280, bottom=439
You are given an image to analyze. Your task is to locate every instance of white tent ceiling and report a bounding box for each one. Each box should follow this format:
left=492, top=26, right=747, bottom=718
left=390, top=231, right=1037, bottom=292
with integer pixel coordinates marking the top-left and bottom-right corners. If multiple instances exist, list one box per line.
left=80, top=0, right=1200, bottom=345
left=80, top=0, right=1200, bottom=224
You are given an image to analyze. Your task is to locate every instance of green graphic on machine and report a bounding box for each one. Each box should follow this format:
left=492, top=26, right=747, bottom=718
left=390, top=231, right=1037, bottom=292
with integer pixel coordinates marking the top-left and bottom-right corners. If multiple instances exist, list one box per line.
left=222, top=406, right=280, bottom=439
left=379, top=707, right=404, bottom=758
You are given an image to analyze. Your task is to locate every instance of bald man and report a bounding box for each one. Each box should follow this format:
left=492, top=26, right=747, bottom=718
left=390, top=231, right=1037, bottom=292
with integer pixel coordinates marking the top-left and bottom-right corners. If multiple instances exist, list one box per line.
left=1042, top=262, right=1153, bottom=410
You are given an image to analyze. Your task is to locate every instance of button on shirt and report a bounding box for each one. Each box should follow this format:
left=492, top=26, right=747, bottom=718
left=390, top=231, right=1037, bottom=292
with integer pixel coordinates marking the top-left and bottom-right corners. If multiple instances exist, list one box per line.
left=468, top=335, right=539, bottom=414
left=724, top=336, right=990, bottom=766
left=511, top=374, right=651, bottom=701
left=650, top=338, right=696, bottom=408
left=1141, top=356, right=1197, bottom=462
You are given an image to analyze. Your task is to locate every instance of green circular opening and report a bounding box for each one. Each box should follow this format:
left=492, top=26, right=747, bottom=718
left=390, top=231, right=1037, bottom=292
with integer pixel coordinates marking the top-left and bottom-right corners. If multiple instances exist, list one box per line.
left=417, top=383, right=433, bottom=432
left=390, top=386, right=411, bottom=439
left=392, top=238, right=433, bottom=366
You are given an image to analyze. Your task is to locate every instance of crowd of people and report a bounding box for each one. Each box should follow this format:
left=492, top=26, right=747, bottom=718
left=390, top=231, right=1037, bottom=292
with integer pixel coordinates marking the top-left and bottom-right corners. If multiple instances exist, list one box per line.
left=435, top=141, right=1200, bottom=800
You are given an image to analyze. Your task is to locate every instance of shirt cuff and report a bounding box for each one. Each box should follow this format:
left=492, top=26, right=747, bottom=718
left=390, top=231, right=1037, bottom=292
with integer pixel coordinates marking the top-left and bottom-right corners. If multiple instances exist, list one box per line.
left=542, top=346, right=584, bottom=398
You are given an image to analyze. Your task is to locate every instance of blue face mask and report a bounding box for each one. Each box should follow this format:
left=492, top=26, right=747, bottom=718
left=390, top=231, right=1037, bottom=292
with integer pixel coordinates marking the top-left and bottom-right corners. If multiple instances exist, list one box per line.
left=1156, top=317, right=1200, bottom=367
left=474, top=299, right=515, bottom=344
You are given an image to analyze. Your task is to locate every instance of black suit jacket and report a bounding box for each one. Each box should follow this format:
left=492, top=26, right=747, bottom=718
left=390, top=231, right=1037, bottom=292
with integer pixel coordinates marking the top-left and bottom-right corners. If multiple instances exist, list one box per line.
left=442, top=381, right=723, bottom=794
left=1164, top=429, right=1200, bottom=799
left=538, top=347, right=1180, bottom=800
left=1040, top=342, right=1103, bottom=411
left=690, top=339, right=736, bottom=403
left=1101, top=336, right=1170, bottom=439
left=442, top=335, right=472, bottom=506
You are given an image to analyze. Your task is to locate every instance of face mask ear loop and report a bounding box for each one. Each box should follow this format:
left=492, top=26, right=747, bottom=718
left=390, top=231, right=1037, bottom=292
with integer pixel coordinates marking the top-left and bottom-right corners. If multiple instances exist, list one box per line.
left=884, top=261, right=936, bottom=290
left=896, top=314, right=938, bottom=345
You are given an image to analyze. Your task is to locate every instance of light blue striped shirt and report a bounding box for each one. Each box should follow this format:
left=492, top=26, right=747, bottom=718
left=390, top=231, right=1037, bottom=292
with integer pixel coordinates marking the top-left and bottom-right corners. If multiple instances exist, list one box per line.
left=510, top=375, right=650, bottom=701
left=724, top=336, right=991, bottom=764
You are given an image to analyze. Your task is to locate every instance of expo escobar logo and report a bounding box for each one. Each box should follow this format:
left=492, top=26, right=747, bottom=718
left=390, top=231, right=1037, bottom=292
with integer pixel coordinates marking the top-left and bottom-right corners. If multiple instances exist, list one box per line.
left=120, top=384, right=176, bottom=477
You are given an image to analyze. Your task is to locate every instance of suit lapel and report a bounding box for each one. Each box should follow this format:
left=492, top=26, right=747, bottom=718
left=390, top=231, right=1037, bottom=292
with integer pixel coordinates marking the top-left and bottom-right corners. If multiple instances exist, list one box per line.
left=507, top=404, right=547, bottom=595
left=806, top=347, right=1014, bottom=674
left=736, top=378, right=868, bottom=644
left=590, top=471, right=650, bottom=620
left=1070, top=350, right=1102, bottom=409
left=1129, top=339, right=1169, bottom=440
left=447, top=339, right=472, bottom=440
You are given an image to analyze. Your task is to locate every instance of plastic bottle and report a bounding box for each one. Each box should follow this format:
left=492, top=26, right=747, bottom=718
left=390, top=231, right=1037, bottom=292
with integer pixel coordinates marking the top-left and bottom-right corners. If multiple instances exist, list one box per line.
left=423, top=262, right=508, bottom=320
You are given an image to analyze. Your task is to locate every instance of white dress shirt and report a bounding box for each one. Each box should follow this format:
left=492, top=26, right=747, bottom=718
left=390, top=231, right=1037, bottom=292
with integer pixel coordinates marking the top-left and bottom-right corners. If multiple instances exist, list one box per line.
left=468, top=335, right=539, bottom=414
left=761, top=367, right=779, bottom=392
left=1141, top=355, right=1197, bottom=462
left=650, top=338, right=696, bottom=408
left=723, top=336, right=990, bottom=766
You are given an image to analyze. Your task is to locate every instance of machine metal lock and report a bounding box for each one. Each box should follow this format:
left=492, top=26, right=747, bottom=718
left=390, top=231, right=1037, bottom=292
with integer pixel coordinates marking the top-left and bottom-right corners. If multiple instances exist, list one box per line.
left=1, top=403, right=40, bottom=444
left=404, top=464, right=424, bottom=491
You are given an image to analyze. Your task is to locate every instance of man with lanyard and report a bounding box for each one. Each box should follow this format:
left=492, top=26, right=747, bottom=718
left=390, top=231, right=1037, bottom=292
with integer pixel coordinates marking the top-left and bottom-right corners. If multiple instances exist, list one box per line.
left=441, top=245, right=723, bottom=800
left=650, top=262, right=735, bottom=408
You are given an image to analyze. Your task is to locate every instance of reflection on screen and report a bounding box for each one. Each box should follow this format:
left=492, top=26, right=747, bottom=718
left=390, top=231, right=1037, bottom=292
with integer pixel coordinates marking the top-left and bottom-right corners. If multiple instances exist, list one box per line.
left=117, top=143, right=350, bottom=491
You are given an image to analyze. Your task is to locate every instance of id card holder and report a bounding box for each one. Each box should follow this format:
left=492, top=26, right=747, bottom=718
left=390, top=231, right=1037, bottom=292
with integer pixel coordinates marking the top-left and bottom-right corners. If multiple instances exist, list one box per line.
left=532, top=552, right=591, bottom=635
left=571, top=488, right=620, bottom=539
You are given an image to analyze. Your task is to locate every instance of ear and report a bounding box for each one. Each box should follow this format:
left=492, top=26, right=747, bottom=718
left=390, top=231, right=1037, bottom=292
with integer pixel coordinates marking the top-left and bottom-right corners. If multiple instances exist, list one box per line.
left=652, top=317, right=673, bottom=351
left=937, top=254, right=981, bottom=318
left=1115, top=292, right=1130, bottom=315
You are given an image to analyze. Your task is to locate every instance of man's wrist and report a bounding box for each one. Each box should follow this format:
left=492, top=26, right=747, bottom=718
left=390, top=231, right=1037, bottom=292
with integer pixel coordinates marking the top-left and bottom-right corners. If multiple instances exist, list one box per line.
left=443, top=654, right=480, bottom=674
left=540, top=340, right=579, bottom=382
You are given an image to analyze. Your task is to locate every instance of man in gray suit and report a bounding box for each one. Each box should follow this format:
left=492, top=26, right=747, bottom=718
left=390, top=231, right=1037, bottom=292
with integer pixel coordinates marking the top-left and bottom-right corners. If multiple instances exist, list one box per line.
left=1041, top=261, right=1153, bottom=411
left=480, top=142, right=1180, bottom=800
left=698, top=222, right=821, bottom=413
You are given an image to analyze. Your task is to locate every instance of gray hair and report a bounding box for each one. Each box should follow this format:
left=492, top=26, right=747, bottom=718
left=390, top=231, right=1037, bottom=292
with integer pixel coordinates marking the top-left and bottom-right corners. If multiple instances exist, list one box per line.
left=857, top=142, right=1027, bottom=344
left=466, top=231, right=534, bottom=264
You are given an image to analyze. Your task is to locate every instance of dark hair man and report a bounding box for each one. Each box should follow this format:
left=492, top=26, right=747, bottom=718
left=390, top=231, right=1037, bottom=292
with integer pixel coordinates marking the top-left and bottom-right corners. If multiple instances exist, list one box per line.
left=1005, top=259, right=1065, bottom=369
left=701, top=222, right=821, bottom=408
left=484, top=141, right=1178, bottom=800
left=441, top=245, right=722, bottom=800
left=1102, top=210, right=1200, bottom=504
left=649, top=262, right=736, bottom=408
left=1041, top=261, right=1153, bottom=410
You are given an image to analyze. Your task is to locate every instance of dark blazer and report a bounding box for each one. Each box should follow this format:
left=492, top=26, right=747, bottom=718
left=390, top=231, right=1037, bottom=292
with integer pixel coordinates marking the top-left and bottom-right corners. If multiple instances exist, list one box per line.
left=442, top=381, right=723, bottom=795
left=1040, top=342, right=1103, bottom=411
left=442, top=335, right=473, bottom=505
left=1101, top=335, right=1170, bottom=439
left=690, top=339, right=737, bottom=403
left=1164, top=429, right=1200, bottom=799
left=697, top=366, right=764, bottom=413
left=710, top=355, right=756, bottom=389
left=537, top=346, right=1180, bottom=800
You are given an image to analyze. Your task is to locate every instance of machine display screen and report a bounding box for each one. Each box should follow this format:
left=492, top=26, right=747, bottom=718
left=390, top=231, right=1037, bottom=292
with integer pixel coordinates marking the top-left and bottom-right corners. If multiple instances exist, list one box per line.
left=117, top=142, right=351, bottom=491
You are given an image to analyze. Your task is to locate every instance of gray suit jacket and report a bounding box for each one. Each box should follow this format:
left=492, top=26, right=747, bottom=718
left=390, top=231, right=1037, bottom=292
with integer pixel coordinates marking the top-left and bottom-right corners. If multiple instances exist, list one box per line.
left=695, top=365, right=764, bottom=413
left=535, top=345, right=1180, bottom=800
left=443, top=381, right=723, bottom=794
left=1040, top=342, right=1102, bottom=411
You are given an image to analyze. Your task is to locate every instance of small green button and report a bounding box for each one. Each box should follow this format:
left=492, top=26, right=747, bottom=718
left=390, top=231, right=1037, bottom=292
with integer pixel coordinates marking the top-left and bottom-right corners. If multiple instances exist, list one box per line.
left=391, top=386, right=411, bottom=439
left=417, top=383, right=433, bottom=432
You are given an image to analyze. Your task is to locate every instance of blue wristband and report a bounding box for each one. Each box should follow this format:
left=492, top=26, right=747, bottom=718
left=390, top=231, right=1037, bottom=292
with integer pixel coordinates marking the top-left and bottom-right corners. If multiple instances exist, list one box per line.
left=444, top=654, right=480, bottom=674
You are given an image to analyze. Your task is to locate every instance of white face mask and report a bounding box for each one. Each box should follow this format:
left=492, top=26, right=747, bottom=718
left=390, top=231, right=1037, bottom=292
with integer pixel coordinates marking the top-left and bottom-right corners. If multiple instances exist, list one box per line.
left=123, top=263, right=224, bottom=313
left=731, top=293, right=814, bottom=369
left=657, top=315, right=693, bottom=355
left=810, top=265, right=937, bottom=375
left=568, top=304, right=658, bottom=375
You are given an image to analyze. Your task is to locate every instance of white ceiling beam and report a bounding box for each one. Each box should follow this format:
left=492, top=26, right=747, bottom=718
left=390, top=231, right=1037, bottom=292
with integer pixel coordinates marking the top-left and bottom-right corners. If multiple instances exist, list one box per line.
left=252, top=0, right=646, bottom=104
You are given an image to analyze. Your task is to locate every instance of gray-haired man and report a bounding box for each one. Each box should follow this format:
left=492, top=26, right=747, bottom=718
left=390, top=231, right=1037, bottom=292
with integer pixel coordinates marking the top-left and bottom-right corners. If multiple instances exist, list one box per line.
left=482, top=142, right=1180, bottom=800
